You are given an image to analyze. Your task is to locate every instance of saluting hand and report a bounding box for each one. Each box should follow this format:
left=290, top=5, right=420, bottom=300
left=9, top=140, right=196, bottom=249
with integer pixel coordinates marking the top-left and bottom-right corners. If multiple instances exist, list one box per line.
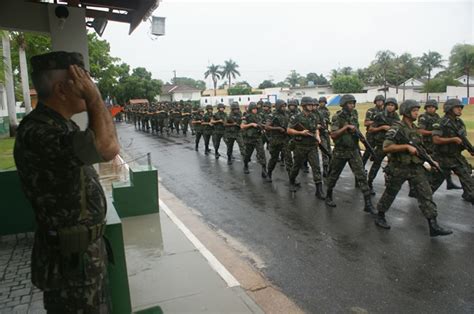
left=67, top=65, right=101, bottom=104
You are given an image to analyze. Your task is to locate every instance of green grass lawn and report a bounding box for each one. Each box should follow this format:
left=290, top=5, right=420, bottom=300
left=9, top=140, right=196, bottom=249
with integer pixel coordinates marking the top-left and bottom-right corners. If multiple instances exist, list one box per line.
left=0, top=137, right=15, bottom=171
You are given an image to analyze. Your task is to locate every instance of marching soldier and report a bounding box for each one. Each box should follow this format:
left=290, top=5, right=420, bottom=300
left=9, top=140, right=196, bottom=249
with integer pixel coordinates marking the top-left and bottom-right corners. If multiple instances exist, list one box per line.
left=324, top=94, right=376, bottom=213
left=201, top=105, right=214, bottom=155
left=212, top=103, right=227, bottom=159
left=317, top=96, right=332, bottom=177
left=374, top=100, right=452, bottom=237
left=241, top=102, right=268, bottom=177
left=224, top=102, right=246, bottom=165
left=192, top=107, right=205, bottom=151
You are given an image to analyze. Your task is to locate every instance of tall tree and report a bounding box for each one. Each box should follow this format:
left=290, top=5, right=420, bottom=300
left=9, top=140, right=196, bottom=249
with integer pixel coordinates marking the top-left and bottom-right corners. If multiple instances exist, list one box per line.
left=394, top=53, right=421, bottom=100
left=449, top=44, right=474, bottom=99
left=12, top=33, right=32, bottom=113
left=332, top=75, right=364, bottom=93
left=374, top=50, right=396, bottom=98
left=258, top=79, right=276, bottom=89
left=204, top=64, right=221, bottom=96
left=221, top=59, right=240, bottom=87
left=286, top=70, right=302, bottom=87
left=2, top=32, right=18, bottom=136
left=420, top=51, right=444, bottom=100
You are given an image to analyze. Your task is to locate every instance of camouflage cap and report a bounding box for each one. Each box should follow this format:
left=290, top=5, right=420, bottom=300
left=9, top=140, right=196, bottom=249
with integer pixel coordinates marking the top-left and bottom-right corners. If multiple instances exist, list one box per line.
left=31, top=51, right=85, bottom=74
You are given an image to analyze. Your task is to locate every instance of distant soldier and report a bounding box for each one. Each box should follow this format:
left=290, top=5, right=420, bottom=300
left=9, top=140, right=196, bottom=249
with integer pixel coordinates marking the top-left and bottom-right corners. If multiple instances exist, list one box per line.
left=266, top=99, right=293, bottom=181
left=317, top=96, right=332, bottom=177
left=374, top=100, right=452, bottom=237
left=181, top=102, right=192, bottom=136
left=430, top=99, right=474, bottom=204
left=224, top=102, right=246, bottom=165
left=366, top=98, right=400, bottom=194
left=192, top=107, right=205, bottom=151
left=324, top=94, right=376, bottom=213
left=418, top=99, right=462, bottom=190
left=241, top=102, right=268, bottom=177
left=261, top=101, right=272, bottom=149
left=201, top=105, right=214, bottom=155
left=287, top=97, right=325, bottom=198
left=190, top=103, right=200, bottom=135
left=362, top=95, right=385, bottom=166
left=211, top=103, right=227, bottom=159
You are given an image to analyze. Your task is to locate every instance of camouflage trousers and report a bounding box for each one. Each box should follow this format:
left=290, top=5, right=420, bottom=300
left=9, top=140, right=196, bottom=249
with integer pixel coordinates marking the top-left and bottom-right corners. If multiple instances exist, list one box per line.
left=367, top=144, right=385, bottom=183
left=195, top=132, right=203, bottom=148
left=320, top=131, right=332, bottom=169
left=326, top=149, right=370, bottom=196
left=224, top=134, right=245, bottom=158
left=157, top=118, right=168, bottom=134
left=203, top=133, right=212, bottom=150
left=43, top=277, right=109, bottom=314
left=377, top=163, right=437, bottom=219
left=173, top=119, right=182, bottom=133
left=289, top=144, right=322, bottom=184
left=430, top=154, right=474, bottom=201
left=268, top=139, right=293, bottom=175
left=181, top=120, right=190, bottom=135
left=243, top=137, right=267, bottom=166
left=362, top=134, right=376, bottom=166
left=212, top=132, right=224, bottom=152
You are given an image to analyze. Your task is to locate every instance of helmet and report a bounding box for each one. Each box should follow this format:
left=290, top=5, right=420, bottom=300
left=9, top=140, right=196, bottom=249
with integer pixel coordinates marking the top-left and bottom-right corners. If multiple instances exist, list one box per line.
left=248, top=102, right=258, bottom=111
left=275, top=99, right=287, bottom=110
left=384, top=97, right=398, bottom=110
left=205, top=105, right=213, bottom=110
left=374, top=95, right=385, bottom=104
left=263, top=101, right=271, bottom=108
left=424, top=99, right=439, bottom=109
left=230, top=101, right=240, bottom=110
left=399, top=99, right=420, bottom=116
left=192, top=104, right=200, bottom=110
left=319, top=96, right=327, bottom=104
left=217, top=103, right=225, bottom=109
left=288, top=99, right=298, bottom=107
left=257, top=100, right=264, bottom=106
left=443, top=98, right=463, bottom=113
left=300, top=96, right=314, bottom=106
left=339, top=94, right=357, bottom=107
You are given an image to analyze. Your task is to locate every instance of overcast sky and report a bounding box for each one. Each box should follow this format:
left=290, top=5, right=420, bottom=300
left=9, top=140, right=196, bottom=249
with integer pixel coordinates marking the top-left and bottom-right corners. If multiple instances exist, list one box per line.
left=102, top=0, right=474, bottom=88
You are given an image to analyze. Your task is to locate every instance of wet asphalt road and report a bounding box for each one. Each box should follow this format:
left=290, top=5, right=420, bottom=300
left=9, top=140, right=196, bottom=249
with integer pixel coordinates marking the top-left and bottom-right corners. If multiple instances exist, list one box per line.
left=117, top=122, right=474, bottom=314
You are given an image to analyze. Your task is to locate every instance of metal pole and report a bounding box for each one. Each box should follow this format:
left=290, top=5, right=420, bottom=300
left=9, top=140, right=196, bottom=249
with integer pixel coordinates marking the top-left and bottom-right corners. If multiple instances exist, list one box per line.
left=147, top=152, right=151, bottom=169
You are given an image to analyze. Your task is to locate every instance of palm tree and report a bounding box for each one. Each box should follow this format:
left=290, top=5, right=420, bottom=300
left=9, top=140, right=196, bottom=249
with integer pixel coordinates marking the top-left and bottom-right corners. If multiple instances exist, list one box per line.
left=375, top=50, right=396, bottom=98
left=449, top=44, right=474, bottom=100
left=204, top=64, right=221, bottom=96
left=420, top=51, right=444, bottom=101
left=221, top=59, right=240, bottom=87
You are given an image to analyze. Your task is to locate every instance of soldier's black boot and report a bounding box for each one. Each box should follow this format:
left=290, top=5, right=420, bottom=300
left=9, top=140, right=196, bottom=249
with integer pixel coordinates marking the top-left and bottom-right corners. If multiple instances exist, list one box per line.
left=266, top=170, right=273, bottom=183
left=363, top=195, right=377, bottom=215
left=315, top=183, right=326, bottom=200
left=227, top=155, right=233, bottom=165
left=215, top=150, right=220, bottom=159
left=280, top=161, right=285, bottom=168
left=289, top=179, right=297, bottom=192
left=195, top=143, right=199, bottom=151
left=261, top=165, right=268, bottom=179
left=243, top=163, right=250, bottom=174
left=428, top=218, right=453, bottom=237
left=374, top=212, right=390, bottom=229
left=368, top=180, right=376, bottom=196
left=205, top=146, right=210, bottom=155
left=325, top=189, right=336, bottom=207
left=446, top=175, right=462, bottom=190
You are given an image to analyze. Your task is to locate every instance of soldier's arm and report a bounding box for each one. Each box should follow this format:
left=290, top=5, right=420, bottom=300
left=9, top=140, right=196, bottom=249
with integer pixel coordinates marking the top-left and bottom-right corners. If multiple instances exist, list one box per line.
left=368, top=124, right=391, bottom=133
left=432, top=124, right=463, bottom=145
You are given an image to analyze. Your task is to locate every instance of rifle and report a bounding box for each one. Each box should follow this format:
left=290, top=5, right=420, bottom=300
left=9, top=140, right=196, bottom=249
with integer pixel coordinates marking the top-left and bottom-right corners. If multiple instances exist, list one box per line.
left=395, top=130, right=441, bottom=172
left=352, top=125, right=376, bottom=157
left=445, top=119, right=474, bottom=154
left=294, top=123, right=332, bottom=159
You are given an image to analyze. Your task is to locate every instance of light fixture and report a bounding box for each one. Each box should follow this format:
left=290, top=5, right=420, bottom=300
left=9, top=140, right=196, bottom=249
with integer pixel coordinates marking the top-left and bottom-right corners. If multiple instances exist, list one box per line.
left=86, top=17, right=108, bottom=37
left=55, top=5, right=69, bottom=30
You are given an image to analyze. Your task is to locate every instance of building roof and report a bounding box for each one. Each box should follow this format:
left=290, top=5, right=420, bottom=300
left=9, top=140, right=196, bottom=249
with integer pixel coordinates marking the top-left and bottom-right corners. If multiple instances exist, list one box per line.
left=129, top=99, right=149, bottom=104
left=202, top=89, right=228, bottom=96
left=162, top=85, right=202, bottom=95
left=31, top=0, right=160, bottom=34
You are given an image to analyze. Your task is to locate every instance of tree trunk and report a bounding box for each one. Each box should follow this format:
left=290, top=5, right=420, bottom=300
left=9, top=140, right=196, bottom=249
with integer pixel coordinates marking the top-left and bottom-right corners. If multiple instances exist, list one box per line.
left=19, top=44, right=32, bottom=114
left=2, top=33, right=18, bottom=137
left=426, top=71, right=430, bottom=102
left=228, top=75, right=231, bottom=88
left=213, top=78, right=217, bottom=96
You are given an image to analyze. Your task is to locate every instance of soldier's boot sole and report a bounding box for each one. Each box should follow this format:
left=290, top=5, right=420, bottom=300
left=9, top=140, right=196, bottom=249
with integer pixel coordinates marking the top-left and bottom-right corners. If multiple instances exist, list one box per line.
left=428, top=219, right=453, bottom=237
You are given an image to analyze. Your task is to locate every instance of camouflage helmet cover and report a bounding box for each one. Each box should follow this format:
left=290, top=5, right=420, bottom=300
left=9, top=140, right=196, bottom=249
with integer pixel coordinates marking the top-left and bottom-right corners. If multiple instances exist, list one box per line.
left=443, top=98, right=463, bottom=113
left=217, top=103, right=225, bottom=109
left=374, top=95, right=385, bottom=104
left=399, top=99, right=420, bottom=116
left=205, top=104, right=213, bottom=110
left=230, top=101, right=240, bottom=110
left=339, top=94, right=357, bottom=107
left=300, top=96, right=314, bottom=106
left=384, top=97, right=399, bottom=109
left=275, top=99, right=287, bottom=110
left=319, top=96, right=328, bottom=103
left=248, top=102, right=258, bottom=111
left=424, top=99, right=439, bottom=109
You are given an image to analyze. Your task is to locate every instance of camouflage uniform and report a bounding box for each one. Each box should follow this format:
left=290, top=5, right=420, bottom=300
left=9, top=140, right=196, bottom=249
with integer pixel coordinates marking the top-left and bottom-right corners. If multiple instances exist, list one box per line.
left=325, top=95, right=375, bottom=212
left=367, top=99, right=400, bottom=187
left=317, top=97, right=332, bottom=177
left=418, top=111, right=440, bottom=154
left=13, top=51, right=109, bottom=313
left=260, top=102, right=272, bottom=149
left=267, top=101, right=293, bottom=177
left=202, top=107, right=214, bottom=154
left=430, top=99, right=474, bottom=203
left=181, top=104, right=192, bottom=136
left=212, top=104, right=227, bottom=158
left=362, top=96, right=385, bottom=165
left=242, top=104, right=267, bottom=173
left=224, top=103, right=246, bottom=164
left=192, top=109, right=204, bottom=150
left=374, top=99, right=452, bottom=236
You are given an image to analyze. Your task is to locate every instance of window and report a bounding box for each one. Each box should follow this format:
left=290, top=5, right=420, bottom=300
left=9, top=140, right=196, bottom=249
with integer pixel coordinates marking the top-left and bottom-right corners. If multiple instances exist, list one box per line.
left=247, top=97, right=250, bottom=101
left=239, top=97, right=241, bottom=101
left=205, top=99, right=208, bottom=103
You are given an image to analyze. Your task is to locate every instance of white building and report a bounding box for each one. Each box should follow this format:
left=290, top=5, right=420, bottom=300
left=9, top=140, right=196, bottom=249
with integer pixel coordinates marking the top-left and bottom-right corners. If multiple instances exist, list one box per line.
left=456, top=75, right=474, bottom=86
left=157, top=85, right=202, bottom=102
